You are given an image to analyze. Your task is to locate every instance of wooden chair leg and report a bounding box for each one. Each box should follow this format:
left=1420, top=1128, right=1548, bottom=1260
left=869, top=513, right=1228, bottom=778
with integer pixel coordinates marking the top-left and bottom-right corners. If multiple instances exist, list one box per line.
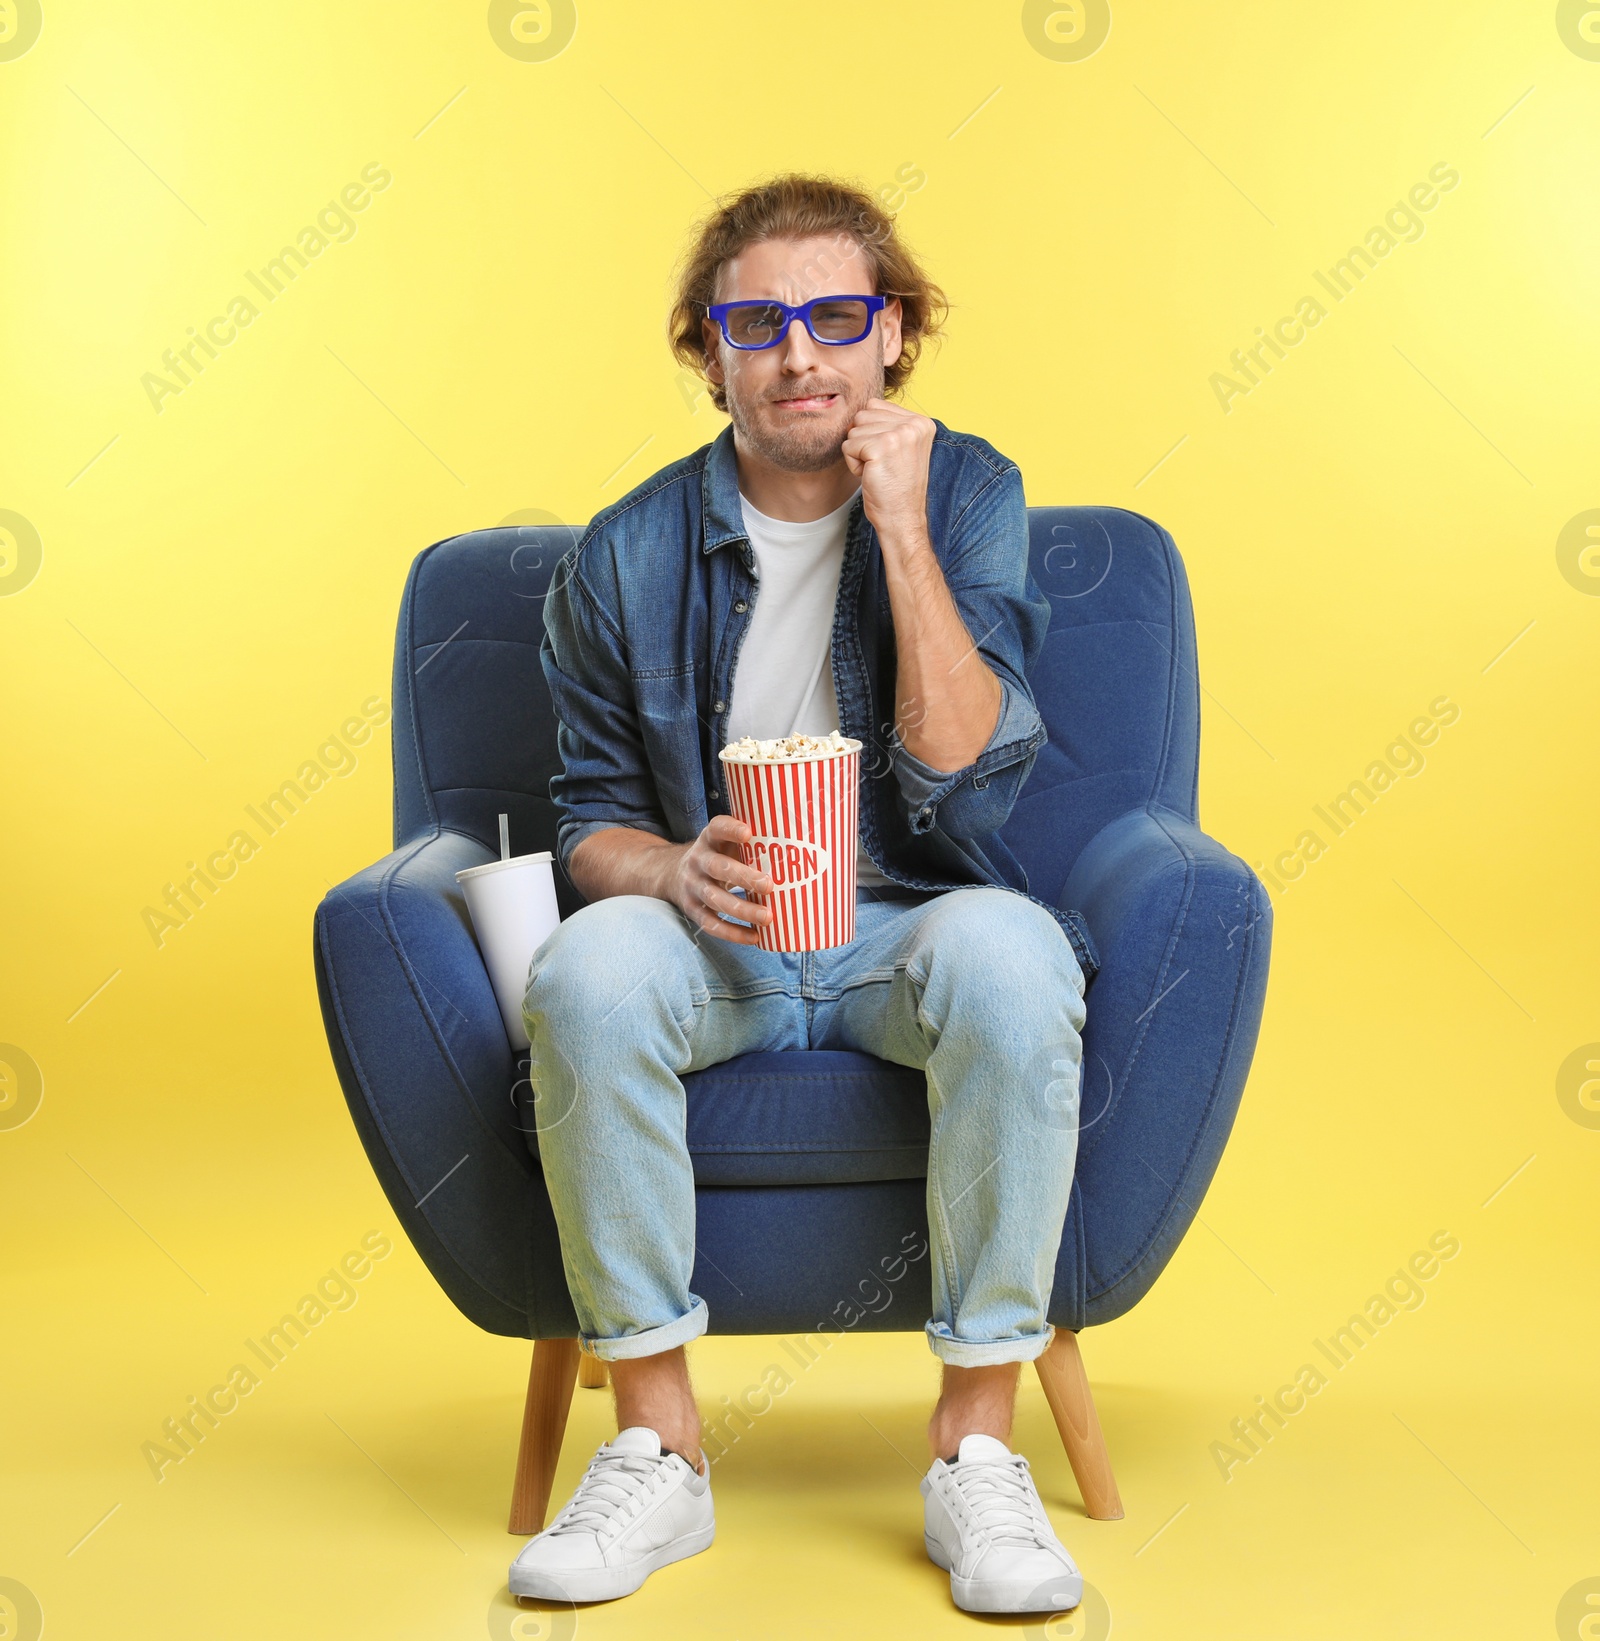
left=508, top=1338, right=580, bottom=1535
left=577, top=1352, right=609, bottom=1390
left=1034, top=1328, right=1124, bottom=1520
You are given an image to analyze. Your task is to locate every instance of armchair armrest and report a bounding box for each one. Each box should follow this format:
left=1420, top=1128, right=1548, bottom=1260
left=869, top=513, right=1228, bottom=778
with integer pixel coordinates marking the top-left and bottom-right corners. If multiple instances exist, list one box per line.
left=1052, top=804, right=1273, bottom=1327
left=313, top=827, right=577, bottom=1339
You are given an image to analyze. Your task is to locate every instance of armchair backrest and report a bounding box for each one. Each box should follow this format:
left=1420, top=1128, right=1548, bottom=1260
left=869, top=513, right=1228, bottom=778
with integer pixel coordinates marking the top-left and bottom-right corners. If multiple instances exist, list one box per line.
left=998, top=506, right=1199, bottom=909
left=390, top=506, right=1199, bottom=912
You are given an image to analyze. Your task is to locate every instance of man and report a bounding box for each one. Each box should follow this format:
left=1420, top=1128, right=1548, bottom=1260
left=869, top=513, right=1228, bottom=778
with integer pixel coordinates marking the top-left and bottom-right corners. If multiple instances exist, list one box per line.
left=511, top=173, right=1098, bottom=1616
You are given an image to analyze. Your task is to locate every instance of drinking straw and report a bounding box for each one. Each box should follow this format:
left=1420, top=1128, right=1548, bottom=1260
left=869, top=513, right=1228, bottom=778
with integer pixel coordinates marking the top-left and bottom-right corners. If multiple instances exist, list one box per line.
left=498, top=813, right=510, bottom=862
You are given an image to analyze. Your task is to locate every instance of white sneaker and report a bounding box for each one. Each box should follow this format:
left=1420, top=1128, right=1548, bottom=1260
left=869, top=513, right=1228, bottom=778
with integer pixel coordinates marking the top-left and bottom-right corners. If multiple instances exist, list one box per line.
left=509, top=1427, right=714, bottom=1603
left=921, top=1434, right=1084, bottom=1614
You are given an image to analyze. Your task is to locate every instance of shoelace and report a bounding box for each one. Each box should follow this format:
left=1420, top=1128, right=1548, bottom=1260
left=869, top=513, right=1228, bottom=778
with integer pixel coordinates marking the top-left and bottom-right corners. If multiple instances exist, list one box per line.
left=546, top=1449, right=672, bottom=1541
left=945, top=1453, right=1051, bottom=1548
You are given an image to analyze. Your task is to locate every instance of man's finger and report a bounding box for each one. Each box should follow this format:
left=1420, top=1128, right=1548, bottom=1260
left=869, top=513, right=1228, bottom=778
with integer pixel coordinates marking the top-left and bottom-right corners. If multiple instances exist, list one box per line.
left=698, top=905, right=755, bottom=945
left=697, top=892, right=765, bottom=941
left=705, top=816, right=751, bottom=853
left=711, top=920, right=760, bottom=946
left=719, top=884, right=772, bottom=924
left=705, top=852, right=771, bottom=896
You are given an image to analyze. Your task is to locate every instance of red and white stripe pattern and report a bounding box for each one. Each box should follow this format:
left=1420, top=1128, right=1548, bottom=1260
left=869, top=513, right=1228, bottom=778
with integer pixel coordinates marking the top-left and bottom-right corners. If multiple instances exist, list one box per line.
left=719, top=747, right=859, bottom=951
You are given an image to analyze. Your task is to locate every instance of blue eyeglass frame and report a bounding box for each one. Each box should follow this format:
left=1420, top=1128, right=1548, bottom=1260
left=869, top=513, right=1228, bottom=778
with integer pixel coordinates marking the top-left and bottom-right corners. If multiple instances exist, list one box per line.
left=705, top=293, right=887, bottom=350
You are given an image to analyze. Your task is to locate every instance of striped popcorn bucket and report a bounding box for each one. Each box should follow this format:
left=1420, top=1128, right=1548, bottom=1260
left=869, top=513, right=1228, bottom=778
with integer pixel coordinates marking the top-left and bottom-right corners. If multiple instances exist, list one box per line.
left=717, top=743, right=859, bottom=952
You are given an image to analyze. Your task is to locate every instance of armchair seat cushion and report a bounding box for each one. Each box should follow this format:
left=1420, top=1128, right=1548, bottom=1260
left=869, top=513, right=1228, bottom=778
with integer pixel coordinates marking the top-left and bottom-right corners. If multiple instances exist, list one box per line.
left=519, top=1048, right=933, bottom=1187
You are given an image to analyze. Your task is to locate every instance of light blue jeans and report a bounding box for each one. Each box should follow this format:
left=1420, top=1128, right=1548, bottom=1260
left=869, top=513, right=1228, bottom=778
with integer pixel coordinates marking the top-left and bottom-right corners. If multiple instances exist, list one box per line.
left=521, top=883, right=1088, bottom=1368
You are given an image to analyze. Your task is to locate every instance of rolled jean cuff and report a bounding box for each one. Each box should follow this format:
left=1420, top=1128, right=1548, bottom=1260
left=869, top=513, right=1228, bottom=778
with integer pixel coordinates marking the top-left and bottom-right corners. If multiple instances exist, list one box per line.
left=924, top=1320, right=1055, bottom=1368
left=584, top=1296, right=709, bottom=1362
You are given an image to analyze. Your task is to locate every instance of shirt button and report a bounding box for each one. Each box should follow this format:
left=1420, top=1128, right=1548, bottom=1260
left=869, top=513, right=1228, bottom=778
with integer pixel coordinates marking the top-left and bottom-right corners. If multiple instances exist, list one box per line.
left=734, top=600, right=748, bottom=613
left=714, top=700, right=727, bottom=714
left=708, top=787, right=720, bottom=801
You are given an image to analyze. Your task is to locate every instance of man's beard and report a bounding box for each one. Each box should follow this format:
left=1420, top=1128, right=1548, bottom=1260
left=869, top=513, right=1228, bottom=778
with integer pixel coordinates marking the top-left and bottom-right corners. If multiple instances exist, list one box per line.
left=725, top=351, right=885, bottom=473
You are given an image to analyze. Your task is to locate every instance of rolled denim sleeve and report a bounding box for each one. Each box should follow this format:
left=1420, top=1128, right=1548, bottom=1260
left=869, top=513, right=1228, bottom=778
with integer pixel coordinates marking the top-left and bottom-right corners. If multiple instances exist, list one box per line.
left=891, top=463, right=1049, bottom=841
left=540, top=546, right=672, bottom=882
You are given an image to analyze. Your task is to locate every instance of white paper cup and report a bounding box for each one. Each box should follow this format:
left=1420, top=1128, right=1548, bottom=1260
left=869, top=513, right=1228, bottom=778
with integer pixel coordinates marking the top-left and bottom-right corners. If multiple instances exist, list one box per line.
left=455, top=852, right=560, bottom=1050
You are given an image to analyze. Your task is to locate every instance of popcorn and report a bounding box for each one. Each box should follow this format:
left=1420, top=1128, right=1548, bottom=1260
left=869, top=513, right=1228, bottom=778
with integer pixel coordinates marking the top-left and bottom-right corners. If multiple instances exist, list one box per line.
left=719, top=728, right=863, bottom=763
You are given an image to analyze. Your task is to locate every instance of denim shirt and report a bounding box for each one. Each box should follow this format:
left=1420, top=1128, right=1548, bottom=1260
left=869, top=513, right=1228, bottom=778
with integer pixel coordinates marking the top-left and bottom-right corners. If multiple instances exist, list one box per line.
left=539, top=420, right=1099, bottom=984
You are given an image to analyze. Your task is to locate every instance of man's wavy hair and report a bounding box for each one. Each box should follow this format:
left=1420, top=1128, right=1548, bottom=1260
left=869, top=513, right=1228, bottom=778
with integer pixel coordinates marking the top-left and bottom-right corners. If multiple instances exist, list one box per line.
left=668, top=173, right=948, bottom=415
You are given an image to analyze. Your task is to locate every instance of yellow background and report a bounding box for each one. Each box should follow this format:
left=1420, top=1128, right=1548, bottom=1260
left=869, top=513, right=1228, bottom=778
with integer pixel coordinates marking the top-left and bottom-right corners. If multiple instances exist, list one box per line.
left=3, top=2, right=1596, bottom=1636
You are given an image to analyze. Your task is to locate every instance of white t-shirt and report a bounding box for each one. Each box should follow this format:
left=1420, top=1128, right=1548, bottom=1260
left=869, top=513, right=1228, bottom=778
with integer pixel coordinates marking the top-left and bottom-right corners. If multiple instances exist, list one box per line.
left=726, top=489, right=891, bottom=889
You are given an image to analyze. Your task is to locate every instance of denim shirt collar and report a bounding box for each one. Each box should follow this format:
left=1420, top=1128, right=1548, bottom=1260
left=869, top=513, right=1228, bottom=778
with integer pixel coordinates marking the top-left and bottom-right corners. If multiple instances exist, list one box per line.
left=700, top=425, right=749, bottom=554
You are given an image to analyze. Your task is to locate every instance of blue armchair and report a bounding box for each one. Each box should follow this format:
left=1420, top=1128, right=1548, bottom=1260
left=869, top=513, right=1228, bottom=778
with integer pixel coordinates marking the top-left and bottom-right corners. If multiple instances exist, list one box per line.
left=312, top=505, right=1273, bottom=1532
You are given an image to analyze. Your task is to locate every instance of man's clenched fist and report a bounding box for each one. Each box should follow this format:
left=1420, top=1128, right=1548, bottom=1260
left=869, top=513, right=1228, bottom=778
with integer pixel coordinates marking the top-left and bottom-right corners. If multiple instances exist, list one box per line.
left=841, top=397, right=935, bottom=545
